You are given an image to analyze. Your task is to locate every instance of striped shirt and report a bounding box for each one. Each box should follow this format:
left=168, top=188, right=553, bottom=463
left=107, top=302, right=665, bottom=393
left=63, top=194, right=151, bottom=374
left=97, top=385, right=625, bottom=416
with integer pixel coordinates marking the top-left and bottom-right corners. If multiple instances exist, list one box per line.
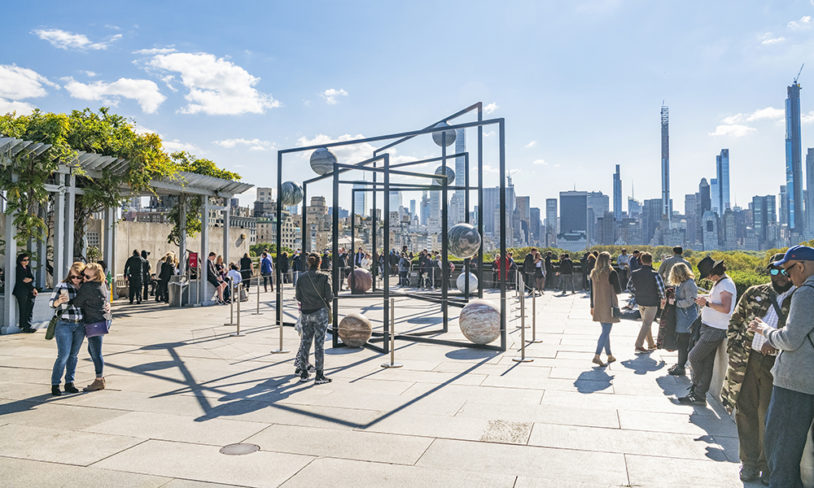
left=49, top=283, right=83, bottom=322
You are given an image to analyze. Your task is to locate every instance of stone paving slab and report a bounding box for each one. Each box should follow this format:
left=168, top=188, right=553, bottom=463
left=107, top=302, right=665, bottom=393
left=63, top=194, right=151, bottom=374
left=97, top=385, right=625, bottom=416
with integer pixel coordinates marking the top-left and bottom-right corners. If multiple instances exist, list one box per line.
left=0, top=290, right=744, bottom=487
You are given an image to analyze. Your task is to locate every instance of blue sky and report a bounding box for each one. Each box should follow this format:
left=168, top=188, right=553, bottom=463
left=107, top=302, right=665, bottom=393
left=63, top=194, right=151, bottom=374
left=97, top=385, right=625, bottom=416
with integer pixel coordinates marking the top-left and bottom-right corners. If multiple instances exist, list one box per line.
left=2, top=0, right=814, bottom=213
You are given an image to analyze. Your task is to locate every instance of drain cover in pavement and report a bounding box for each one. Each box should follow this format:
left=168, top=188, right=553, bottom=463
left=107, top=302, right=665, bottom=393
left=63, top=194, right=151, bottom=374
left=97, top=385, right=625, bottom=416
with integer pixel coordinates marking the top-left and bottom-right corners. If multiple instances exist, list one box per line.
left=219, top=443, right=260, bottom=455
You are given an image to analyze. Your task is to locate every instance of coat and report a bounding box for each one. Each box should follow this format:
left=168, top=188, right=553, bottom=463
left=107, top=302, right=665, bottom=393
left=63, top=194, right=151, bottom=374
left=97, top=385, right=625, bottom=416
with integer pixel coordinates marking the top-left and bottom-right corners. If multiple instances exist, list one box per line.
left=721, top=283, right=794, bottom=414
left=590, top=269, right=621, bottom=323
left=13, top=263, right=35, bottom=298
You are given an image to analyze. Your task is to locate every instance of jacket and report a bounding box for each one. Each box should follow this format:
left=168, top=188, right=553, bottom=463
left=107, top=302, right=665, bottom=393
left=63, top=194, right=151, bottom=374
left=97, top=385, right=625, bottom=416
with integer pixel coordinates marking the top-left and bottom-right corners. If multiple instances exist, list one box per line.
left=72, top=282, right=109, bottom=324
left=295, top=270, right=333, bottom=314
left=765, top=276, right=814, bottom=395
left=721, top=283, right=794, bottom=413
left=657, top=255, right=690, bottom=282
left=260, top=256, right=273, bottom=274
left=159, top=261, right=174, bottom=281
left=629, top=266, right=663, bottom=307
left=124, top=255, right=145, bottom=281
left=590, top=269, right=621, bottom=323
left=522, top=254, right=535, bottom=274
left=13, top=263, right=35, bottom=297
left=558, top=258, right=573, bottom=274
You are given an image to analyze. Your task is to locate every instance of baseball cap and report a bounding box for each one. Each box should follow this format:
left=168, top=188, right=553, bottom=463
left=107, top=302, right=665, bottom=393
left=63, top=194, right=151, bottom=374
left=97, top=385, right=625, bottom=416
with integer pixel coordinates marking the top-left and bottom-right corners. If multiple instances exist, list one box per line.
left=772, top=245, right=814, bottom=267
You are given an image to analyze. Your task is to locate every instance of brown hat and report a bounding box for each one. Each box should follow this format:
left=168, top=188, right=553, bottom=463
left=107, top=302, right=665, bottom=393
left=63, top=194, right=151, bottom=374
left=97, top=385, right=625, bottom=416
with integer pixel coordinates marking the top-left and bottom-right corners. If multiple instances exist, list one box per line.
left=697, top=256, right=715, bottom=280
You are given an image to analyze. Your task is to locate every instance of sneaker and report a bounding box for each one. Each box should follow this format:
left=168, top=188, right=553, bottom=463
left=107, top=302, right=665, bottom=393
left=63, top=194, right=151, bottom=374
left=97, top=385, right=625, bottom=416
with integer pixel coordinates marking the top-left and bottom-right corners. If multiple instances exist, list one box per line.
left=51, top=385, right=62, bottom=396
left=21, top=327, right=36, bottom=333
left=299, top=371, right=310, bottom=383
left=83, top=378, right=105, bottom=392
left=677, top=391, right=706, bottom=406
left=668, top=366, right=685, bottom=376
left=314, top=373, right=332, bottom=384
left=606, top=355, right=617, bottom=364
left=64, top=383, right=79, bottom=394
left=739, top=465, right=759, bottom=482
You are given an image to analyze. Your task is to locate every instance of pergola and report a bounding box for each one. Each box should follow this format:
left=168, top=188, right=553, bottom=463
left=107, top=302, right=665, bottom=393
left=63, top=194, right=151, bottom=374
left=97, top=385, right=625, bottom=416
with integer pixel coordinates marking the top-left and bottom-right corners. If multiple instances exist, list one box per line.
left=0, top=136, right=253, bottom=332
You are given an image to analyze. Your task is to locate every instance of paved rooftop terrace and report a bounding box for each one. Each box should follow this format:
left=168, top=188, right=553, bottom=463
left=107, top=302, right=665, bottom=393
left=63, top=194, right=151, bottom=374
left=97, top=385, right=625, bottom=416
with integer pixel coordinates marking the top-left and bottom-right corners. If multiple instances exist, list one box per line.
left=0, top=286, right=755, bottom=488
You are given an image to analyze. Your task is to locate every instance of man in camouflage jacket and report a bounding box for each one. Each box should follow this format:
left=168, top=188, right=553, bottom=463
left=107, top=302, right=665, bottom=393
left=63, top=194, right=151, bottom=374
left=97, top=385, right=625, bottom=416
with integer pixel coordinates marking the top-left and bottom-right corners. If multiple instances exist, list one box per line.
left=721, top=253, right=795, bottom=483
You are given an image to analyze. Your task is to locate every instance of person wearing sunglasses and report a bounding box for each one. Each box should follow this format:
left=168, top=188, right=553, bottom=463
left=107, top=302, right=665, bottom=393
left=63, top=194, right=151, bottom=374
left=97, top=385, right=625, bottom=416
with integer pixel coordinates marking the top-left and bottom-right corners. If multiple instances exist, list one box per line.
left=749, top=245, right=814, bottom=488
left=65, top=263, right=110, bottom=392
left=721, top=253, right=795, bottom=484
left=48, top=262, right=87, bottom=396
left=12, top=253, right=38, bottom=333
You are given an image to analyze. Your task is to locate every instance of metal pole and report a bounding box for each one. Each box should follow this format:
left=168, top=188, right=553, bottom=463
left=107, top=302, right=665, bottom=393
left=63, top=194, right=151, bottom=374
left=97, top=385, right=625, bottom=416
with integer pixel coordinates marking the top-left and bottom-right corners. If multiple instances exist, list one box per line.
left=513, top=290, right=533, bottom=363
left=441, top=133, right=448, bottom=333
left=224, top=277, right=234, bottom=326
left=381, top=297, right=403, bottom=368
left=531, top=287, right=542, bottom=343
left=232, top=282, right=243, bottom=337
left=272, top=151, right=286, bottom=353
left=252, top=276, right=262, bottom=315
left=517, top=276, right=528, bottom=328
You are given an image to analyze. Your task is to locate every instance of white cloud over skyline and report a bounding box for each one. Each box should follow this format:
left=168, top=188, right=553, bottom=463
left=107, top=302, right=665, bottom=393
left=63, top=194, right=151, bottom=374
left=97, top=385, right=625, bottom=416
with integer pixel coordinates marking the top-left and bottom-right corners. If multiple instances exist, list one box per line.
left=147, top=52, right=279, bottom=115
left=215, top=138, right=275, bottom=151
left=64, top=77, right=166, bottom=113
left=321, top=88, right=348, bottom=104
left=33, top=28, right=121, bottom=50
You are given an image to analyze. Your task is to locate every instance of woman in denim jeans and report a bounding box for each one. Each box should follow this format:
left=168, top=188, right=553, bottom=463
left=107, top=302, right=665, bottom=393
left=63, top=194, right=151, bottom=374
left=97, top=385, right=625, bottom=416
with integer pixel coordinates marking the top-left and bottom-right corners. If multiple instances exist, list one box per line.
left=49, top=262, right=86, bottom=396
left=71, top=263, right=109, bottom=392
left=295, top=253, right=333, bottom=384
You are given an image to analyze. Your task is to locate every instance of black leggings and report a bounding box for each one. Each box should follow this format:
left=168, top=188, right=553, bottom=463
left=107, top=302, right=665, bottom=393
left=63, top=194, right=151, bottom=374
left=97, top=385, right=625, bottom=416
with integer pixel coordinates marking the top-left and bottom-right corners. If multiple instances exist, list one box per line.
left=676, top=332, right=691, bottom=368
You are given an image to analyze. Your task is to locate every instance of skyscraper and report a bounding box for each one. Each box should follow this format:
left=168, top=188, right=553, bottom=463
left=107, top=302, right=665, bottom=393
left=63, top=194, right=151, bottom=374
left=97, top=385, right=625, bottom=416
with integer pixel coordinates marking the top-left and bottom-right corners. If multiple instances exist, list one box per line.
left=752, top=195, right=777, bottom=247
left=807, top=148, right=814, bottom=236
left=661, top=105, right=670, bottom=222
left=780, top=185, right=788, bottom=226
left=353, top=183, right=367, bottom=217
left=453, top=128, right=467, bottom=223
left=545, top=198, right=557, bottom=245
left=613, top=164, right=622, bottom=221
left=716, top=149, right=730, bottom=211
left=786, top=80, right=804, bottom=232
left=559, top=191, right=588, bottom=235
left=642, top=198, right=662, bottom=244
left=711, top=178, right=720, bottom=215
left=529, top=207, right=541, bottom=245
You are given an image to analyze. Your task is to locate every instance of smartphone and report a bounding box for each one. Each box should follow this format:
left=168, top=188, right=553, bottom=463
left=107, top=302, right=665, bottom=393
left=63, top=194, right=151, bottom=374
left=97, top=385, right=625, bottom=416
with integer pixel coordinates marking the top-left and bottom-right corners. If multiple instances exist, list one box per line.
left=59, top=289, right=68, bottom=299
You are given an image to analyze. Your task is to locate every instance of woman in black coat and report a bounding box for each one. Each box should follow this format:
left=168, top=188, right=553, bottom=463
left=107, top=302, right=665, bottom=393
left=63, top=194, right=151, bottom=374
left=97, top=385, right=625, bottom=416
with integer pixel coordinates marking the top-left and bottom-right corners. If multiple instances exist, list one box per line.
left=240, top=253, right=253, bottom=292
left=13, top=253, right=38, bottom=333
left=72, top=263, right=109, bottom=392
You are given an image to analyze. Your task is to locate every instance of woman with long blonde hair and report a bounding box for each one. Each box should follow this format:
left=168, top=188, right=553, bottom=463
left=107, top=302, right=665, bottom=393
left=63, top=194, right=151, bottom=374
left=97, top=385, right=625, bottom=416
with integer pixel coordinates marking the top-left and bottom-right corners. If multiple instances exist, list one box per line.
left=49, top=262, right=87, bottom=396
left=589, top=252, right=621, bottom=367
left=667, top=262, right=698, bottom=376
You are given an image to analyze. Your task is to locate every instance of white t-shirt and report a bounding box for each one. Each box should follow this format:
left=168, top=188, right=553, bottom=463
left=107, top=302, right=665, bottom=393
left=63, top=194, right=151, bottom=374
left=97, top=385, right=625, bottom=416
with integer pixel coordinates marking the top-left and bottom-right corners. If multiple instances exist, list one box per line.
left=227, top=269, right=242, bottom=285
left=701, top=276, right=737, bottom=329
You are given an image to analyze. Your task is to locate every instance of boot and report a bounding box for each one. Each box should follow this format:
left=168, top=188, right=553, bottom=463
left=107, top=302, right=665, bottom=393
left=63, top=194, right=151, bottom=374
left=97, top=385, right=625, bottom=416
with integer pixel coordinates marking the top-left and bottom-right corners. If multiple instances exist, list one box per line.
left=592, top=355, right=606, bottom=367
left=314, top=370, right=332, bottom=384
left=83, top=378, right=105, bottom=392
left=64, top=383, right=79, bottom=394
left=606, top=355, right=617, bottom=364
left=51, top=385, right=62, bottom=396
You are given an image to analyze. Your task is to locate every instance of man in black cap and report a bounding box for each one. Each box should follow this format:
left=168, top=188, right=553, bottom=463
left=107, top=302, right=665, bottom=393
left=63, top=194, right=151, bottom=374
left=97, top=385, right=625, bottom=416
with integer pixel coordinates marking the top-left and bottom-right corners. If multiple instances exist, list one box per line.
left=678, top=256, right=737, bottom=406
left=722, top=253, right=795, bottom=484
left=750, top=245, right=814, bottom=488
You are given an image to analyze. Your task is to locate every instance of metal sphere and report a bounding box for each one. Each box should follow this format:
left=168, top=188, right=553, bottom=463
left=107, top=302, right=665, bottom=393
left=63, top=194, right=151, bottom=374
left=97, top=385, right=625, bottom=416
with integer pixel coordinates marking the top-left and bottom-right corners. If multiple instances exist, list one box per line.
left=310, top=147, right=337, bottom=175
left=448, top=223, right=481, bottom=259
left=431, top=122, right=456, bottom=147
left=432, top=166, right=455, bottom=186
left=456, top=273, right=478, bottom=295
left=280, top=181, right=303, bottom=206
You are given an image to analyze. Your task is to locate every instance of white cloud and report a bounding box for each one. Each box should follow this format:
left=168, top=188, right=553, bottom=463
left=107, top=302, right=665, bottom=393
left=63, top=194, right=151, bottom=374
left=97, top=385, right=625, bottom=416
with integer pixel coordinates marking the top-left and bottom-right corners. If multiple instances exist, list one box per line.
left=0, top=65, right=58, bottom=100
left=788, top=15, right=812, bottom=31
left=163, top=139, right=201, bottom=154
left=708, top=124, right=757, bottom=137
left=484, top=102, right=498, bottom=114
left=321, top=88, right=348, bottom=104
left=532, top=159, right=547, bottom=166
left=720, top=106, right=784, bottom=125
left=760, top=33, right=785, bottom=45
left=525, top=140, right=537, bottom=149
left=0, top=99, right=37, bottom=115
left=64, top=77, right=166, bottom=113
left=147, top=52, right=279, bottom=115
left=82, top=70, right=97, bottom=77
left=215, top=138, right=275, bottom=151
left=802, top=111, right=814, bottom=124
left=33, top=28, right=121, bottom=51
left=161, top=75, right=178, bottom=92
left=133, top=47, right=176, bottom=55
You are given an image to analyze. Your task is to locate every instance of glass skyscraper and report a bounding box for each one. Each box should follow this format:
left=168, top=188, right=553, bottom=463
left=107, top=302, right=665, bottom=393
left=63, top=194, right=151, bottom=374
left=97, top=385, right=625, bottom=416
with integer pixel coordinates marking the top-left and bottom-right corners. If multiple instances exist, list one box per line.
left=613, top=164, right=622, bottom=221
left=785, top=81, right=804, bottom=232
left=716, top=149, right=730, bottom=212
left=661, top=105, right=670, bottom=222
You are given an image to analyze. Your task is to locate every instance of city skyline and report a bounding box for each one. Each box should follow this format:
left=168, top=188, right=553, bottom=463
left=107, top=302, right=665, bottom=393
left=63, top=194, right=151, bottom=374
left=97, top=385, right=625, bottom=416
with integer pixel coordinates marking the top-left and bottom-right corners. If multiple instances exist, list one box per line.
left=3, top=2, right=814, bottom=215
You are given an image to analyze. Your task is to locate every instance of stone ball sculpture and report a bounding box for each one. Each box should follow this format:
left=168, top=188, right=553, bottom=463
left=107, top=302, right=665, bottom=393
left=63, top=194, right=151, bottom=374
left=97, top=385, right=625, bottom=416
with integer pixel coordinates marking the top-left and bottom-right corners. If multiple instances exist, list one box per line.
left=310, top=147, right=337, bottom=175
left=458, top=299, right=500, bottom=345
left=432, top=166, right=455, bottom=186
left=280, top=181, right=303, bottom=206
left=338, top=313, right=372, bottom=348
left=431, top=122, right=457, bottom=147
left=347, top=268, right=373, bottom=294
left=456, top=272, right=478, bottom=295
left=448, top=223, right=481, bottom=259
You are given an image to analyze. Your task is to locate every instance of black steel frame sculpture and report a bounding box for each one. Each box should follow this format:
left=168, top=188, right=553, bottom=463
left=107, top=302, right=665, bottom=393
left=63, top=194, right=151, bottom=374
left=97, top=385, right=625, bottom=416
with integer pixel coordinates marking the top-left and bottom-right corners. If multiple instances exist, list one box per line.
left=275, top=103, right=508, bottom=352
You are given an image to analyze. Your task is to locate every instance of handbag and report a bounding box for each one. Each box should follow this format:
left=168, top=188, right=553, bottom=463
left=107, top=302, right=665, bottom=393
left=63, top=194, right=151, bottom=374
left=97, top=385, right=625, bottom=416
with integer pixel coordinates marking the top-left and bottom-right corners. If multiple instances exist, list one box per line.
left=45, top=315, right=58, bottom=340
left=612, top=306, right=621, bottom=319
left=85, top=320, right=110, bottom=337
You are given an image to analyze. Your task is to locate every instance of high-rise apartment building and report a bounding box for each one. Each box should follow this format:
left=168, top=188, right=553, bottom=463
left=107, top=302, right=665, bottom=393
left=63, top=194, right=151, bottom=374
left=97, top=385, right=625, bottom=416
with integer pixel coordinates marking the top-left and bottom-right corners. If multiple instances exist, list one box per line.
left=807, top=148, right=814, bottom=236
left=661, top=105, right=670, bottom=222
left=780, top=185, right=788, bottom=226
left=752, top=195, right=777, bottom=247
left=642, top=198, right=663, bottom=245
left=613, top=164, right=622, bottom=221
left=453, top=128, right=467, bottom=224
left=353, top=183, right=367, bottom=217
left=786, top=81, right=804, bottom=232
left=685, top=193, right=698, bottom=245
left=545, top=198, right=558, bottom=246
left=711, top=178, right=720, bottom=215
left=698, top=178, right=711, bottom=215
left=559, top=191, right=588, bottom=235
left=716, top=149, right=730, bottom=211
left=627, top=198, right=642, bottom=220
left=529, top=207, right=541, bottom=245
left=483, top=181, right=514, bottom=243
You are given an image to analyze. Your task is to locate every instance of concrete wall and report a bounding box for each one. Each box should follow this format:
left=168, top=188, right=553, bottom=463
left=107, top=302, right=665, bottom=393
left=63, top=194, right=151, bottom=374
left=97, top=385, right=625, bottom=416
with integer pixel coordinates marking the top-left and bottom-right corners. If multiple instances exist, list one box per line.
left=114, top=220, right=251, bottom=275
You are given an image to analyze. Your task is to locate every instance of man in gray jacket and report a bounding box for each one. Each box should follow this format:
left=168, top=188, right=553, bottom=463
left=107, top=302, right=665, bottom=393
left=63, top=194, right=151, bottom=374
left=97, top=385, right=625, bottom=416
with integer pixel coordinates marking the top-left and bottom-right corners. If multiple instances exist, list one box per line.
left=750, top=245, right=814, bottom=488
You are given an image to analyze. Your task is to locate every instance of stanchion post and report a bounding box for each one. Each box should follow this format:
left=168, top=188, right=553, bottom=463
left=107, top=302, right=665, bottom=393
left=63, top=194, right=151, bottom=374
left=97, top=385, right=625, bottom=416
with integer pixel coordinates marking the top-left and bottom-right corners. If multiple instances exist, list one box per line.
left=513, top=290, right=533, bottom=363
left=232, top=282, right=244, bottom=336
left=270, top=275, right=289, bottom=354
left=381, top=297, right=402, bottom=368
left=224, top=277, right=234, bottom=326
left=531, top=287, right=542, bottom=343
left=252, top=276, right=262, bottom=315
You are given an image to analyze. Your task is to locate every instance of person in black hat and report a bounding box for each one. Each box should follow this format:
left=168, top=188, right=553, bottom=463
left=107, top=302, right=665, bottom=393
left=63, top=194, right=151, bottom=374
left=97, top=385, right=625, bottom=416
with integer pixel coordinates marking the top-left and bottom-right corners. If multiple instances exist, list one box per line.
left=750, top=245, right=814, bottom=487
left=677, top=257, right=737, bottom=406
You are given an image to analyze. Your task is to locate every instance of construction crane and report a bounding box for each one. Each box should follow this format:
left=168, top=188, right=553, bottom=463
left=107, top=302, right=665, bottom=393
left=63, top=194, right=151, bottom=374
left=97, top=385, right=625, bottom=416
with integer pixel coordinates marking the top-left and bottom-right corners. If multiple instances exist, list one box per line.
left=794, top=63, right=805, bottom=84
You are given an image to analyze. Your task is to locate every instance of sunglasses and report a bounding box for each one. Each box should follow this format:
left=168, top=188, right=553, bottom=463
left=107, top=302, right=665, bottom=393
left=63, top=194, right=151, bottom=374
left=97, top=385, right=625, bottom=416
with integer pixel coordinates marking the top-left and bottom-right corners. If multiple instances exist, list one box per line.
left=69, top=274, right=82, bottom=280
left=82, top=273, right=93, bottom=279
left=770, top=268, right=789, bottom=277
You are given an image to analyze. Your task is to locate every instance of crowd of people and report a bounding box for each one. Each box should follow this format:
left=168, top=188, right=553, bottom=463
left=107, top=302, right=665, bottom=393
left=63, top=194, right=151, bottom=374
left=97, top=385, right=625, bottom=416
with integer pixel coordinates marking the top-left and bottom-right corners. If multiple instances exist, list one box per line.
left=588, top=244, right=814, bottom=487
